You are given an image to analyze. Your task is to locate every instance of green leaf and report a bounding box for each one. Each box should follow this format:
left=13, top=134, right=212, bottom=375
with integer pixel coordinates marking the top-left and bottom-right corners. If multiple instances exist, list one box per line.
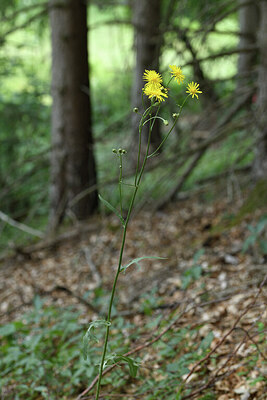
left=34, top=386, right=48, bottom=393
left=193, top=248, right=204, bottom=264
left=255, top=217, right=267, bottom=234
left=200, top=331, right=214, bottom=352
left=114, top=355, right=139, bottom=378
left=0, top=323, right=16, bottom=337
left=242, top=235, right=256, bottom=253
left=259, top=239, right=267, bottom=255
left=120, top=256, right=167, bottom=273
left=98, top=194, right=125, bottom=226
left=167, top=361, right=190, bottom=376
left=33, top=295, right=42, bottom=311
left=82, top=320, right=111, bottom=360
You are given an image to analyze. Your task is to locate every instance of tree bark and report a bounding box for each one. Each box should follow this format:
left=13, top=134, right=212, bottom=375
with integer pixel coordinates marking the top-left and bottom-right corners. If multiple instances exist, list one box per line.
left=254, top=0, right=267, bottom=179
left=49, top=0, right=97, bottom=229
left=131, top=0, right=162, bottom=160
left=237, top=0, right=259, bottom=91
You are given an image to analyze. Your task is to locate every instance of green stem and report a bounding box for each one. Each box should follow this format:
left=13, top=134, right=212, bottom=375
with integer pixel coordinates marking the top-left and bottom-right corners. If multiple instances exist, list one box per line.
left=148, top=95, right=189, bottom=159
left=134, top=105, right=153, bottom=186
left=95, top=115, right=153, bottom=400
left=118, top=153, right=123, bottom=216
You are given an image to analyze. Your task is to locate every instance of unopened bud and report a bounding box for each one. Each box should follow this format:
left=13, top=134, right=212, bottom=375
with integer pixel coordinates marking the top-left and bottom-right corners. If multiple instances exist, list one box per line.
left=118, top=148, right=123, bottom=154
left=172, top=113, right=179, bottom=118
left=163, top=119, right=169, bottom=126
left=112, top=148, right=117, bottom=154
left=122, top=149, right=127, bottom=154
left=133, top=107, right=139, bottom=113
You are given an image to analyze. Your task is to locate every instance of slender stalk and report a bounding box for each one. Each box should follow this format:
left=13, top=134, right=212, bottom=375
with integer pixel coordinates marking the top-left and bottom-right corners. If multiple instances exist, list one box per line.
left=95, top=116, right=153, bottom=400
left=134, top=105, right=153, bottom=186
left=118, top=153, right=123, bottom=216
left=148, top=95, right=189, bottom=158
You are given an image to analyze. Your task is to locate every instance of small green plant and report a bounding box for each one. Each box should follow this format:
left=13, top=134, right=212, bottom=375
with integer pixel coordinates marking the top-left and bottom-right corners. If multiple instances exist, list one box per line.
left=0, top=299, right=139, bottom=399
left=0, top=301, right=97, bottom=399
left=181, top=248, right=205, bottom=289
left=242, top=215, right=267, bottom=258
left=81, top=66, right=203, bottom=399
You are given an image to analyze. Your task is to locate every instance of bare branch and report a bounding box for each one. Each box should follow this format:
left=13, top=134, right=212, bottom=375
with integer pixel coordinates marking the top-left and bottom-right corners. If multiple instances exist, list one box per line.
left=0, top=210, right=44, bottom=239
left=0, top=2, right=48, bottom=24
left=182, top=46, right=259, bottom=68
left=1, top=9, right=48, bottom=40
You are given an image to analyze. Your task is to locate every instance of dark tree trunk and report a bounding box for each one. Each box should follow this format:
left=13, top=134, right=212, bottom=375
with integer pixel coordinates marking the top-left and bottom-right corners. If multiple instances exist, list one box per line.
left=237, top=0, right=259, bottom=91
left=131, top=0, right=162, bottom=160
left=254, top=1, right=267, bottom=179
left=49, top=0, right=97, bottom=229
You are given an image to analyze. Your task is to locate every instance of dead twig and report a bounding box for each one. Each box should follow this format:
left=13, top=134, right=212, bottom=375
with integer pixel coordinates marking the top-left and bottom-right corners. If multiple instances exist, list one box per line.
left=182, top=274, right=267, bottom=394
left=0, top=210, right=44, bottom=239
left=34, top=285, right=100, bottom=314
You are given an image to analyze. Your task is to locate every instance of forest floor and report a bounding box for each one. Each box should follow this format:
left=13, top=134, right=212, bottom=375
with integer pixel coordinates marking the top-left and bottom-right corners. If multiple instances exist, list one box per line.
left=0, top=190, right=266, bottom=400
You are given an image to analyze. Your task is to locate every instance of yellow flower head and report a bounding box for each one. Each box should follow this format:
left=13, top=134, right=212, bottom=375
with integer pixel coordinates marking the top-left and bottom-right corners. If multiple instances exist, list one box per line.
left=169, top=65, right=185, bottom=84
left=143, top=84, right=168, bottom=103
left=186, top=82, right=202, bottom=99
left=143, top=70, right=163, bottom=87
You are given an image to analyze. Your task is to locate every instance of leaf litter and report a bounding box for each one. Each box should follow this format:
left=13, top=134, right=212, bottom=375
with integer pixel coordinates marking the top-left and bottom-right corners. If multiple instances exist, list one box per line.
left=0, top=195, right=266, bottom=399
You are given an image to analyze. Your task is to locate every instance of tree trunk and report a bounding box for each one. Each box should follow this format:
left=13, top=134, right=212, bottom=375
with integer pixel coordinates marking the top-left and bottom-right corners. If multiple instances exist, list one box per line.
left=131, top=0, right=162, bottom=161
left=254, top=1, right=267, bottom=179
left=237, top=0, right=259, bottom=91
left=49, top=0, right=97, bottom=229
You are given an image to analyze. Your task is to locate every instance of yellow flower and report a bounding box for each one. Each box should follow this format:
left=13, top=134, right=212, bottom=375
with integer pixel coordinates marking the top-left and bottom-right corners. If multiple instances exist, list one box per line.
left=186, top=82, right=202, bottom=99
left=169, top=65, right=185, bottom=84
left=143, top=84, right=168, bottom=103
left=143, top=70, right=163, bottom=87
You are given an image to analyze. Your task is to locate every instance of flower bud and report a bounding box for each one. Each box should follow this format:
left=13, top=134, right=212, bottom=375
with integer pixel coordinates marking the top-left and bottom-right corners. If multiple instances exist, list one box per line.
left=122, top=149, right=127, bottom=154
left=172, top=113, right=179, bottom=118
left=118, top=148, right=123, bottom=154
left=163, top=119, right=169, bottom=126
left=133, top=107, right=139, bottom=113
left=112, top=149, right=117, bottom=154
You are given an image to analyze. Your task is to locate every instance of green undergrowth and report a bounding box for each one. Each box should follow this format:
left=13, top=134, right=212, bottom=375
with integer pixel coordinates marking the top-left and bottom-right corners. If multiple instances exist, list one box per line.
left=0, top=275, right=265, bottom=399
left=0, top=298, right=212, bottom=400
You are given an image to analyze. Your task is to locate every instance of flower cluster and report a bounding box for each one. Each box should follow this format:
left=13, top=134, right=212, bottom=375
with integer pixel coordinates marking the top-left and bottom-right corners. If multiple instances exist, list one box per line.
left=143, top=69, right=167, bottom=103
left=142, top=65, right=202, bottom=103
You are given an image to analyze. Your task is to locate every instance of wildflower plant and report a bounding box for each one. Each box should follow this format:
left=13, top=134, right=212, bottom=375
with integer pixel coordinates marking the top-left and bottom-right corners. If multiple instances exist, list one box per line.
left=83, top=66, right=202, bottom=399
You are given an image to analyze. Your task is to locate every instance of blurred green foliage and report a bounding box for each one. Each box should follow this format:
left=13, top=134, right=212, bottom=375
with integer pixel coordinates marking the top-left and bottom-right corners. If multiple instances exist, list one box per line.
left=0, top=1, right=254, bottom=249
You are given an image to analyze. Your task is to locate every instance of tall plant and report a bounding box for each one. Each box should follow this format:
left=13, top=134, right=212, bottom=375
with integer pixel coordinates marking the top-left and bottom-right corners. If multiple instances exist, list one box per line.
left=82, top=65, right=202, bottom=399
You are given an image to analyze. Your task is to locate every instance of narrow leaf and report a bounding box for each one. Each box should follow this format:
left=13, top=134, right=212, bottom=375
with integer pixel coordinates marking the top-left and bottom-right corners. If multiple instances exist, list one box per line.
left=82, top=320, right=111, bottom=360
left=120, top=256, right=167, bottom=273
left=98, top=194, right=125, bottom=226
left=114, top=355, right=139, bottom=378
left=200, top=331, right=214, bottom=352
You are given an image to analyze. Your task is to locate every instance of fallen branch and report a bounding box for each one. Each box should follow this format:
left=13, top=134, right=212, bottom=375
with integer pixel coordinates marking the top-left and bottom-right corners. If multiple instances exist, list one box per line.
left=0, top=284, right=100, bottom=318
left=35, top=285, right=100, bottom=314
left=0, top=210, right=44, bottom=239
